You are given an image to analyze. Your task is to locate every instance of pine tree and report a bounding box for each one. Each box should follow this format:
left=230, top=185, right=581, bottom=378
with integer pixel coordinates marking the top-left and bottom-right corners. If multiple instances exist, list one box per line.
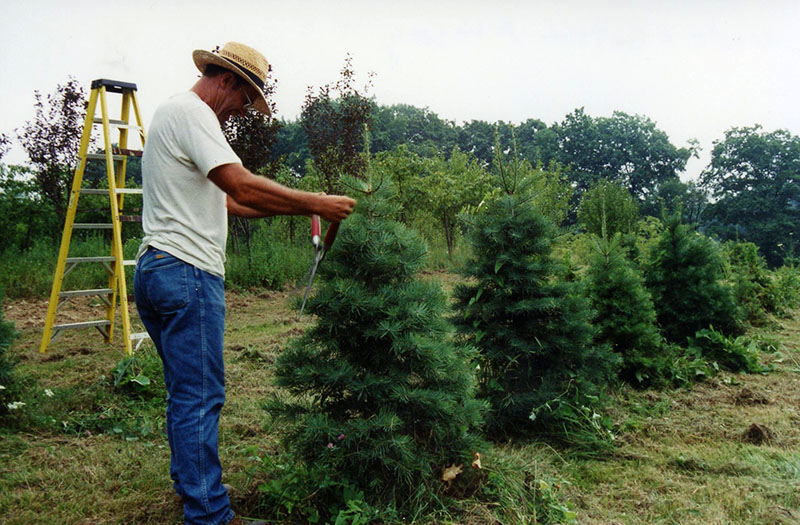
left=453, top=138, right=619, bottom=436
left=645, top=212, right=741, bottom=343
left=724, top=241, right=780, bottom=324
left=268, top=177, right=485, bottom=513
left=584, top=234, right=666, bottom=387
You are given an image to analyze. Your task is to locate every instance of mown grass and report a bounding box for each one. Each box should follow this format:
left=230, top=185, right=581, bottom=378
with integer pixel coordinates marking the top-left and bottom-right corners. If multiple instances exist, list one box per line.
left=1, top=280, right=799, bottom=524
left=563, top=317, right=800, bottom=525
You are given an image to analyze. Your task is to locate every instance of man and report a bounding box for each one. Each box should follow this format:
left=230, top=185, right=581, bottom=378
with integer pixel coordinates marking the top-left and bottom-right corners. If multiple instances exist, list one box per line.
left=134, top=42, right=355, bottom=525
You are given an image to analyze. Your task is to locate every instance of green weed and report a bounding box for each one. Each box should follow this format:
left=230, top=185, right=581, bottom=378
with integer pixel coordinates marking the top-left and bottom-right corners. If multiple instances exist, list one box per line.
left=688, top=327, right=768, bottom=374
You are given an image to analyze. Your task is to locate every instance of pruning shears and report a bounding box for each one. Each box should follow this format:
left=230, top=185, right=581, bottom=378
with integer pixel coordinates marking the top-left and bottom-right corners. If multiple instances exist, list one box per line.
left=298, top=215, right=340, bottom=319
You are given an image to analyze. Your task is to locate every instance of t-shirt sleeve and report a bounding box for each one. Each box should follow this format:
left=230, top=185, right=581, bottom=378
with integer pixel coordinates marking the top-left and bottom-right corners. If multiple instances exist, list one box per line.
left=177, top=105, right=241, bottom=176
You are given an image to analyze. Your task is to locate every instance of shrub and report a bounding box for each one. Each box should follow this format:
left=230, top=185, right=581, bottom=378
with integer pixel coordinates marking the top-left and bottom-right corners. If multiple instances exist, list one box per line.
left=0, top=290, right=22, bottom=423
left=0, top=234, right=142, bottom=300
left=771, top=263, right=800, bottom=313
left=225, top=220, right=309, bottom=291
left=0, top=239, right=60, bottom=298
left=109, top=344, right=163, bottom=400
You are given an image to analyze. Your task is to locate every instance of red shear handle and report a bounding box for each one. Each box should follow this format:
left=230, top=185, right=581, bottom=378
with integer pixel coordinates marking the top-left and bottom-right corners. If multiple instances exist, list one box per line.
left=311, top=215, right=321, bottom=237
left=323, top=222, right=340, bottom=249
left=311, top=215, right=321, bottom=247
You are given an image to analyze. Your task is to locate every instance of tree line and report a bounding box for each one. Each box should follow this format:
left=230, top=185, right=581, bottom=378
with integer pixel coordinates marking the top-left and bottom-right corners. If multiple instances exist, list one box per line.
left=0, top=67, right=797, bottom=272
left=243, top=63, right=790, bottom=269
left=275, top=96, right=798, bottom=268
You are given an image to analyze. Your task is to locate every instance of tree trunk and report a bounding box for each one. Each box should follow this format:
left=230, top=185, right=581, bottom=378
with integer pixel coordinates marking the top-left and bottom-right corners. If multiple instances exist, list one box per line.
left=443, top=214, right=454, bottom=257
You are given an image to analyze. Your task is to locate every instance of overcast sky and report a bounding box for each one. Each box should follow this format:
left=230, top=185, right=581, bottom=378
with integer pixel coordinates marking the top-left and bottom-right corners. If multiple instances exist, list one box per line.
left=1, top=0, right=798, bottom=180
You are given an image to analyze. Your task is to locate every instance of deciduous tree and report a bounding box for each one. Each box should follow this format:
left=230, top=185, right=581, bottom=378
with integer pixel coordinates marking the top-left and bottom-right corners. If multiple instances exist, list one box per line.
left=300, top=55, right=372, bottom=193
left=222, top=84, right=281, bottom=261
left=414, top=149, right=492, bottom=256
left=0, top=165, right=57, bottom=250
left=577, top=179, right=639, bottom=239
left=554, top=108, right=694, bottom=205
left=370, top=103, right=458, bottom=157
left=700, top=125, right=800, bottom=267
left=0, top=133, right=10, bottom=160
left=641, top=179, right=708, bottom=224
left=17, top=78, right=88, bottom=227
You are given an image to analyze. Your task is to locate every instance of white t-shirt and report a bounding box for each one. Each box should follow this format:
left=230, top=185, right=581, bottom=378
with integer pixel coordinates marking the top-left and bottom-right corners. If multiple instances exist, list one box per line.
left=136, top=91, right=241, bottom=278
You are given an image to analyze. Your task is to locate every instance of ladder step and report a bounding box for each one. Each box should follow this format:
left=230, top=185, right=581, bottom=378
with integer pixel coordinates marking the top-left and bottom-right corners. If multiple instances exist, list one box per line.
left=66, top=256, right=115, bottom=263
left=93, top=118, right=143, bottom=131
left=74, top=223, right=113, bottom=230
left=59, top=288, right=114, bottom=298
left=80, top=188, right=143, bottom=195
left=131, top=330, right=151, bottom=351
left=86, top=153, right=127, bottom=162
left=53, top=320, right=112, bottom=331
left=72, top=218, right=140, bottom=228
left=66, top=256, right=137, bottom=266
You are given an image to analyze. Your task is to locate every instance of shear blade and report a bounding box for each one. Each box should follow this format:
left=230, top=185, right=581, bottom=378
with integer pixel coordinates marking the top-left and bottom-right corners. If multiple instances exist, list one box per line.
left=298, top=253, right=323, bottom=319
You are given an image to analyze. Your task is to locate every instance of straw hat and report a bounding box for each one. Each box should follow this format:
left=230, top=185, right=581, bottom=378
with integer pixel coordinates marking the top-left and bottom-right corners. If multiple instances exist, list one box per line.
left=193, top=42, right=271, bottom=116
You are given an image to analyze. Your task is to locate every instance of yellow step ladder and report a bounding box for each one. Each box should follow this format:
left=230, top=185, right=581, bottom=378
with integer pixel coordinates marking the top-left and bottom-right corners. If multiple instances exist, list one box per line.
left=39, top=79, right=147, bottom=355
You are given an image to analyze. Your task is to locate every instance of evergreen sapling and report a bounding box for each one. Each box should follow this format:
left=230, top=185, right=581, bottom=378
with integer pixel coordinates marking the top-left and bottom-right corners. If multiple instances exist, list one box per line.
left=723, top=241, right=781, bottom=323
left=584, top=234, right=667, bottom=387
left=645, top=212, right=742, bottom=344
left=268, top=177, right=485, bottom=515
left=453, top=136, right=619, bottom=439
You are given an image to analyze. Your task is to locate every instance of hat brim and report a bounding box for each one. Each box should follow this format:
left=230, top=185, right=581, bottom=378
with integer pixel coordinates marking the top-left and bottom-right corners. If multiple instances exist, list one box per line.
left=193, top=50, right=271, bottom=117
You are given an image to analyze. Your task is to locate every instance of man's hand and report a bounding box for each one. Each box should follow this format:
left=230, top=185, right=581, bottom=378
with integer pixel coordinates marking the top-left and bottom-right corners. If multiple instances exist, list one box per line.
left=314, top=194, right=356, bottom=223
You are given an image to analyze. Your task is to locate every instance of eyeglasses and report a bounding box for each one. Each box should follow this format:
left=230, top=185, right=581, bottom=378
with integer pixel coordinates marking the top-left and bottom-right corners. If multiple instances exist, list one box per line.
left=241, top=85, right=254, bottom=111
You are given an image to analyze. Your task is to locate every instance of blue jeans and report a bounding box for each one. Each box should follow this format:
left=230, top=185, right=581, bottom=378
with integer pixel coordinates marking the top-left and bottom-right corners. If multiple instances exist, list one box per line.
left=134, top=247, right=234, bottom=525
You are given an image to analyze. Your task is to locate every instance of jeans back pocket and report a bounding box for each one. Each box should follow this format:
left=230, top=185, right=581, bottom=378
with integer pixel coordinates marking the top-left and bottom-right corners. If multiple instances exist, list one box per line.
left=141, top=251, right=190, bottom=314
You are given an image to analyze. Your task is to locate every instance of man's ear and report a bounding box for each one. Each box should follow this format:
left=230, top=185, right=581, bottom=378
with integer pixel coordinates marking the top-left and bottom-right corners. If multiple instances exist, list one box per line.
left=221, top=71, right=238, bottom=89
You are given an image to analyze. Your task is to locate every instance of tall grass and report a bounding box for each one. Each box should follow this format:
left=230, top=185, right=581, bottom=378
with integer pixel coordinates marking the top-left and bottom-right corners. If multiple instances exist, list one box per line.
left=0, top=239, right=59, bottom=298
left=422, top=234, right=473, bottom=272
left=225, top=222, right=310, bottom=291
left=0, top=235, right=141, bottom=299
left=0, top=221, right=310, bottom=298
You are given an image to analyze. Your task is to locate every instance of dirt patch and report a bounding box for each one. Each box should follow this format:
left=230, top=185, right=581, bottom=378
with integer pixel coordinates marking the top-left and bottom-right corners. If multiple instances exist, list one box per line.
left=4, top=298, right=49, bottom=328
left=743, top=423, right=774, bottom=445
left=4, top=297, right=125, bottom=333
left=733, top=387, right=772, bottom=406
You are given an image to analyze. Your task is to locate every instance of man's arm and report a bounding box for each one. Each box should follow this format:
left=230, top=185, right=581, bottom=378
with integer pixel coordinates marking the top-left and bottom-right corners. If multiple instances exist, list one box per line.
left=226, top=195, right=270, bottom=218
left=208, top=162, right=355, bottom=222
